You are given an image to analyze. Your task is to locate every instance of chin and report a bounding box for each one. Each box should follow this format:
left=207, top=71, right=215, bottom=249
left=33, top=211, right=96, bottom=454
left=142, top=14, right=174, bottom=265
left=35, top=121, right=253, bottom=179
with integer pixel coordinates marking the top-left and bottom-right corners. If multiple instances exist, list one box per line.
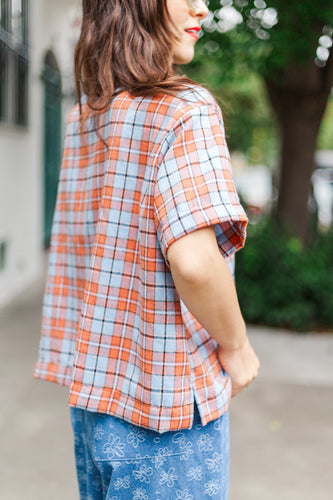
left=173, top=50, right=195, bottom=65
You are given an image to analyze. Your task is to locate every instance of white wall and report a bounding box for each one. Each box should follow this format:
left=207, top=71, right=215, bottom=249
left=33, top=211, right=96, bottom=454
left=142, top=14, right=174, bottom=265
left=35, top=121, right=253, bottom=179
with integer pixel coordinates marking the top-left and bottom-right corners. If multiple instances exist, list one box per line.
left=0, top=0, right=78, bottom=306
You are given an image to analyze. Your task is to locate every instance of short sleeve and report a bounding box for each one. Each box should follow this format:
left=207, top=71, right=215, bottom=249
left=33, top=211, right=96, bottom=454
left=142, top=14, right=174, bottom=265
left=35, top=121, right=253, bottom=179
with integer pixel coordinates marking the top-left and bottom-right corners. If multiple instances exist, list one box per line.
left=154, top=102, right=248, bottom=264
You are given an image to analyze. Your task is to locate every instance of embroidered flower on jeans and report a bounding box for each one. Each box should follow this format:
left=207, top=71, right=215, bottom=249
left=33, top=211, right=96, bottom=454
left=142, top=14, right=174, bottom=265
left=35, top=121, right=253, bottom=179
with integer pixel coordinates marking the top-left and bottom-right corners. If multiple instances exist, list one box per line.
left=114, top=476, right=130, bottom=490
left=159, top=467, right=178, bottom=488
left=102, top=434, right=125, bottom=459
left=132, top=464, right=153, bottom=483
left=171, top=432, right=186, bottom=447
left=179, top=441, right=194, bottom=461
left=127, top=426, right=146, bottom=448
left=186, top=466, right=202, bottom=481
left=94, top=424, right=105, bottom=441
left=175, top=488, right=194, bottom=500
left=197, top=433, right=214, bottom=452
left=112, top=461, right=122, bottom=471
left=151, top=447, right=170, bottom=469
left=205, top=452, right=223, bottom=472
left=204, top=479, right=222, bottom=496
left=171, top=433, right=194, bottom=460
left=86, top=458, right=96, bottom=474
left=132, top=489, right=149, bottom=500
left=213, top=418, right=222, bottom=431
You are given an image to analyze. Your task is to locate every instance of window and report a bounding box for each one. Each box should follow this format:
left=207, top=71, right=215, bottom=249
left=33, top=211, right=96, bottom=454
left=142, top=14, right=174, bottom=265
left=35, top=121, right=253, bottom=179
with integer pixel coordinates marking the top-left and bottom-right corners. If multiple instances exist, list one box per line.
left=0, top=0, right=29, bottom=126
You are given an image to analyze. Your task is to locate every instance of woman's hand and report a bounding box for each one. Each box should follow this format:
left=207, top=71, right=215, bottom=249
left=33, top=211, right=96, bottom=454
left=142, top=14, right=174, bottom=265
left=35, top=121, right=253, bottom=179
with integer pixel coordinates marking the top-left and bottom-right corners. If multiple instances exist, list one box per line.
left=218, top=336, right=260, bottom=397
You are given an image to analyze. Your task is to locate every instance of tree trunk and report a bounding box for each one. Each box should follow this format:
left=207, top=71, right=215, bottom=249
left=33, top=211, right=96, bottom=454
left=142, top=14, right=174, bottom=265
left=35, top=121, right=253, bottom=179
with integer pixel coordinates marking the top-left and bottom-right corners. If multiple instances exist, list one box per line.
left=264, top=56, right=333, bottom=244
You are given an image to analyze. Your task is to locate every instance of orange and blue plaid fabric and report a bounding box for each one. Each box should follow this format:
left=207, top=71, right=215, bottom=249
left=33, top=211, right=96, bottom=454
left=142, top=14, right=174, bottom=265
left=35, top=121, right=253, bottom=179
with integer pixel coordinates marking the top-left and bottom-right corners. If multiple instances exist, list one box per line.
left=34, top=86, right=248, bottom=433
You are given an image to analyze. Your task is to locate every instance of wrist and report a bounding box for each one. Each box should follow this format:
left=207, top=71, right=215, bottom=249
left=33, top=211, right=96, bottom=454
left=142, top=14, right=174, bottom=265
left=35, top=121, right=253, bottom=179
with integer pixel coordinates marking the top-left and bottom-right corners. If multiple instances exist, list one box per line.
left=218, top=326, right=248, bottom=352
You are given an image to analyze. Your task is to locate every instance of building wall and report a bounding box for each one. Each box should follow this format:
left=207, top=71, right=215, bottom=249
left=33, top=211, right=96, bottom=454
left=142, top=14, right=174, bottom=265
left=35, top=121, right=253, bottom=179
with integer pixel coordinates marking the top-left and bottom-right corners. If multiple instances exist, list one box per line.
left=0, top=0, right=78, bottom=306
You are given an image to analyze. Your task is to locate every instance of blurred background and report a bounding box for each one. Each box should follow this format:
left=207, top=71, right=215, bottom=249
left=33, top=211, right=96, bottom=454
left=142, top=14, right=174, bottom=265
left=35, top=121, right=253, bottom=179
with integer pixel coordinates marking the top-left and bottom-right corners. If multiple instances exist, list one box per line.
left=0, top=1, right=332, bottom=499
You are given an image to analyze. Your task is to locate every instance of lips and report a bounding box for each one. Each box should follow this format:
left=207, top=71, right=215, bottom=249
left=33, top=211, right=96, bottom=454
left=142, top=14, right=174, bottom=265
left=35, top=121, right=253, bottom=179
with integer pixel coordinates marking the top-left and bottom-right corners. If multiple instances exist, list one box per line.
left=185, top=27, right=201, bottom=41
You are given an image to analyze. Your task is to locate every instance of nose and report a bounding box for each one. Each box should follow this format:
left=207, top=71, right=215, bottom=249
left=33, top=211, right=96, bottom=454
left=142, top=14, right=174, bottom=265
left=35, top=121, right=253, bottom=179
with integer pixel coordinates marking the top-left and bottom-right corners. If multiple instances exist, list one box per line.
left=191, top=1, right=209, bottom=20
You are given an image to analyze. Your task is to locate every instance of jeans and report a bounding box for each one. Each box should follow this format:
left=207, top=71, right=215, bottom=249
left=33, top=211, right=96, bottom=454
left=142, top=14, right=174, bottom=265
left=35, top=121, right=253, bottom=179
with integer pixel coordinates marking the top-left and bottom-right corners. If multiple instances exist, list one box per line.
left=70, top=404, right=230, bottom=500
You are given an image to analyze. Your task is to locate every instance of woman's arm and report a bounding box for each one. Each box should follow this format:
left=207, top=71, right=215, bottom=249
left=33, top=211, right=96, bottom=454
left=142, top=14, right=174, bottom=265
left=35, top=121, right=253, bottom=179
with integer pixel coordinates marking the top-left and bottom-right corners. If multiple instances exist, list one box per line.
left=167, top=225, right=260, bottom=397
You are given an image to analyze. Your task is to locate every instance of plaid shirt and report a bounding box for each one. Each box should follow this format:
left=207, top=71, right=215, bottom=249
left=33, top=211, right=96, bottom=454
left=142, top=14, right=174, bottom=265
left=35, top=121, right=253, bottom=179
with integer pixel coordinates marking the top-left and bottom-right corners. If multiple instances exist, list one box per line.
left=34, top=86, right=248, bottom=432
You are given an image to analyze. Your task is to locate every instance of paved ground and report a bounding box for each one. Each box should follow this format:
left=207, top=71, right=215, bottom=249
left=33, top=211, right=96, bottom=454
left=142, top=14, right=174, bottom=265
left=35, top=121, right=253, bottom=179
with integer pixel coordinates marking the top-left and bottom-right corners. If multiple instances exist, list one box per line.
left=0, top=278, right=333, bottom=500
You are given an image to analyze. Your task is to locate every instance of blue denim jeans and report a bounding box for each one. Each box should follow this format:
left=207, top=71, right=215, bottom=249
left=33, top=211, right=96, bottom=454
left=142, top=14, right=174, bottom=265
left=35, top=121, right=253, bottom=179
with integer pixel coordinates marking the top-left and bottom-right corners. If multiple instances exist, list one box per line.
left=70, top=404, right=230, bottom=500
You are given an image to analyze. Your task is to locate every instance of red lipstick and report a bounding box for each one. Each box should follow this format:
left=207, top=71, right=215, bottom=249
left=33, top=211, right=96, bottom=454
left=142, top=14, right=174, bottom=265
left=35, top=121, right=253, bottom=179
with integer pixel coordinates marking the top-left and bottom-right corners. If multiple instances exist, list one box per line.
left=185, top=27, right=201, bottom=41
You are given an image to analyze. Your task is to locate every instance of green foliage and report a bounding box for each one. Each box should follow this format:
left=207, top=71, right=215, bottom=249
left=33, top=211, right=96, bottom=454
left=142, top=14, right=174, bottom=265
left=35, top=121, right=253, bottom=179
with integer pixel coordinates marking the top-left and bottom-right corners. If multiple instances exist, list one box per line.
left=202, top=0, right=333, bottom=78
left=216, top=74, right=278, bottom=163
left=186, top=0, right=333, bottom=160
left=235, top=218, right=333, bottom=331
left=185, top=0, right=333, bottom=160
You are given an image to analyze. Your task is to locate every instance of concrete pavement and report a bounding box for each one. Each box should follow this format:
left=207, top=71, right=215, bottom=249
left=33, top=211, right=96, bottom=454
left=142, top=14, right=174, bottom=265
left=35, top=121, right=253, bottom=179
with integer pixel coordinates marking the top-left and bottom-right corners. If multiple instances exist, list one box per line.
left=0, top=278, right=332, bottom=500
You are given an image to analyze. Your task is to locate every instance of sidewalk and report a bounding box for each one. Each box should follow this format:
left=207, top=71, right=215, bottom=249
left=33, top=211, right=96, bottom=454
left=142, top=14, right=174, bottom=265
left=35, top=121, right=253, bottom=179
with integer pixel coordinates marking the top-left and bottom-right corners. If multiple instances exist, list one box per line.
left=0, top=278, right=332, bottom=500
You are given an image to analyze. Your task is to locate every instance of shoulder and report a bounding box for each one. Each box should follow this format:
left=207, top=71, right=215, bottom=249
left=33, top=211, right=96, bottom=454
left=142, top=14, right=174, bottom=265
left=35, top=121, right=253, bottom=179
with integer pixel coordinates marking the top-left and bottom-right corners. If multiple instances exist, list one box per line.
left=161, top=85, right=222, bottom=121
left=111, top=85, right=221, bottom=121
left=160, top=86, right=224, bottom=141
left=165, top=86, right=224, bottom=133
left=174, top=84, right=219, bottom=109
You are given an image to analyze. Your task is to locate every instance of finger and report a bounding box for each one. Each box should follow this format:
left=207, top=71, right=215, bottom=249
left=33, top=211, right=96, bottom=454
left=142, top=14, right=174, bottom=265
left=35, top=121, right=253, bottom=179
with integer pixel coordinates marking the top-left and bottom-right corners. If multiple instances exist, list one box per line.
left=231, top=386, right=244, bottom=397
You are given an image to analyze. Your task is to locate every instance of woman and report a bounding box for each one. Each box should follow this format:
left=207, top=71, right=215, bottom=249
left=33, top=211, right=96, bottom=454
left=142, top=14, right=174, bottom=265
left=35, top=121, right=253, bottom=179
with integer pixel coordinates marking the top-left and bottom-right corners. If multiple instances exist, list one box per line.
left=34, top=0, right=260, bottom=498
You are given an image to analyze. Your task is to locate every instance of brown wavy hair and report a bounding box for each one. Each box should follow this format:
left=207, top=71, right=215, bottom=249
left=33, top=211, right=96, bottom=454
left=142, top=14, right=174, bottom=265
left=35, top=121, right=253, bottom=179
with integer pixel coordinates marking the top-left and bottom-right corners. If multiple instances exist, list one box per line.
left=74, top=0, right=194, bottom=125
